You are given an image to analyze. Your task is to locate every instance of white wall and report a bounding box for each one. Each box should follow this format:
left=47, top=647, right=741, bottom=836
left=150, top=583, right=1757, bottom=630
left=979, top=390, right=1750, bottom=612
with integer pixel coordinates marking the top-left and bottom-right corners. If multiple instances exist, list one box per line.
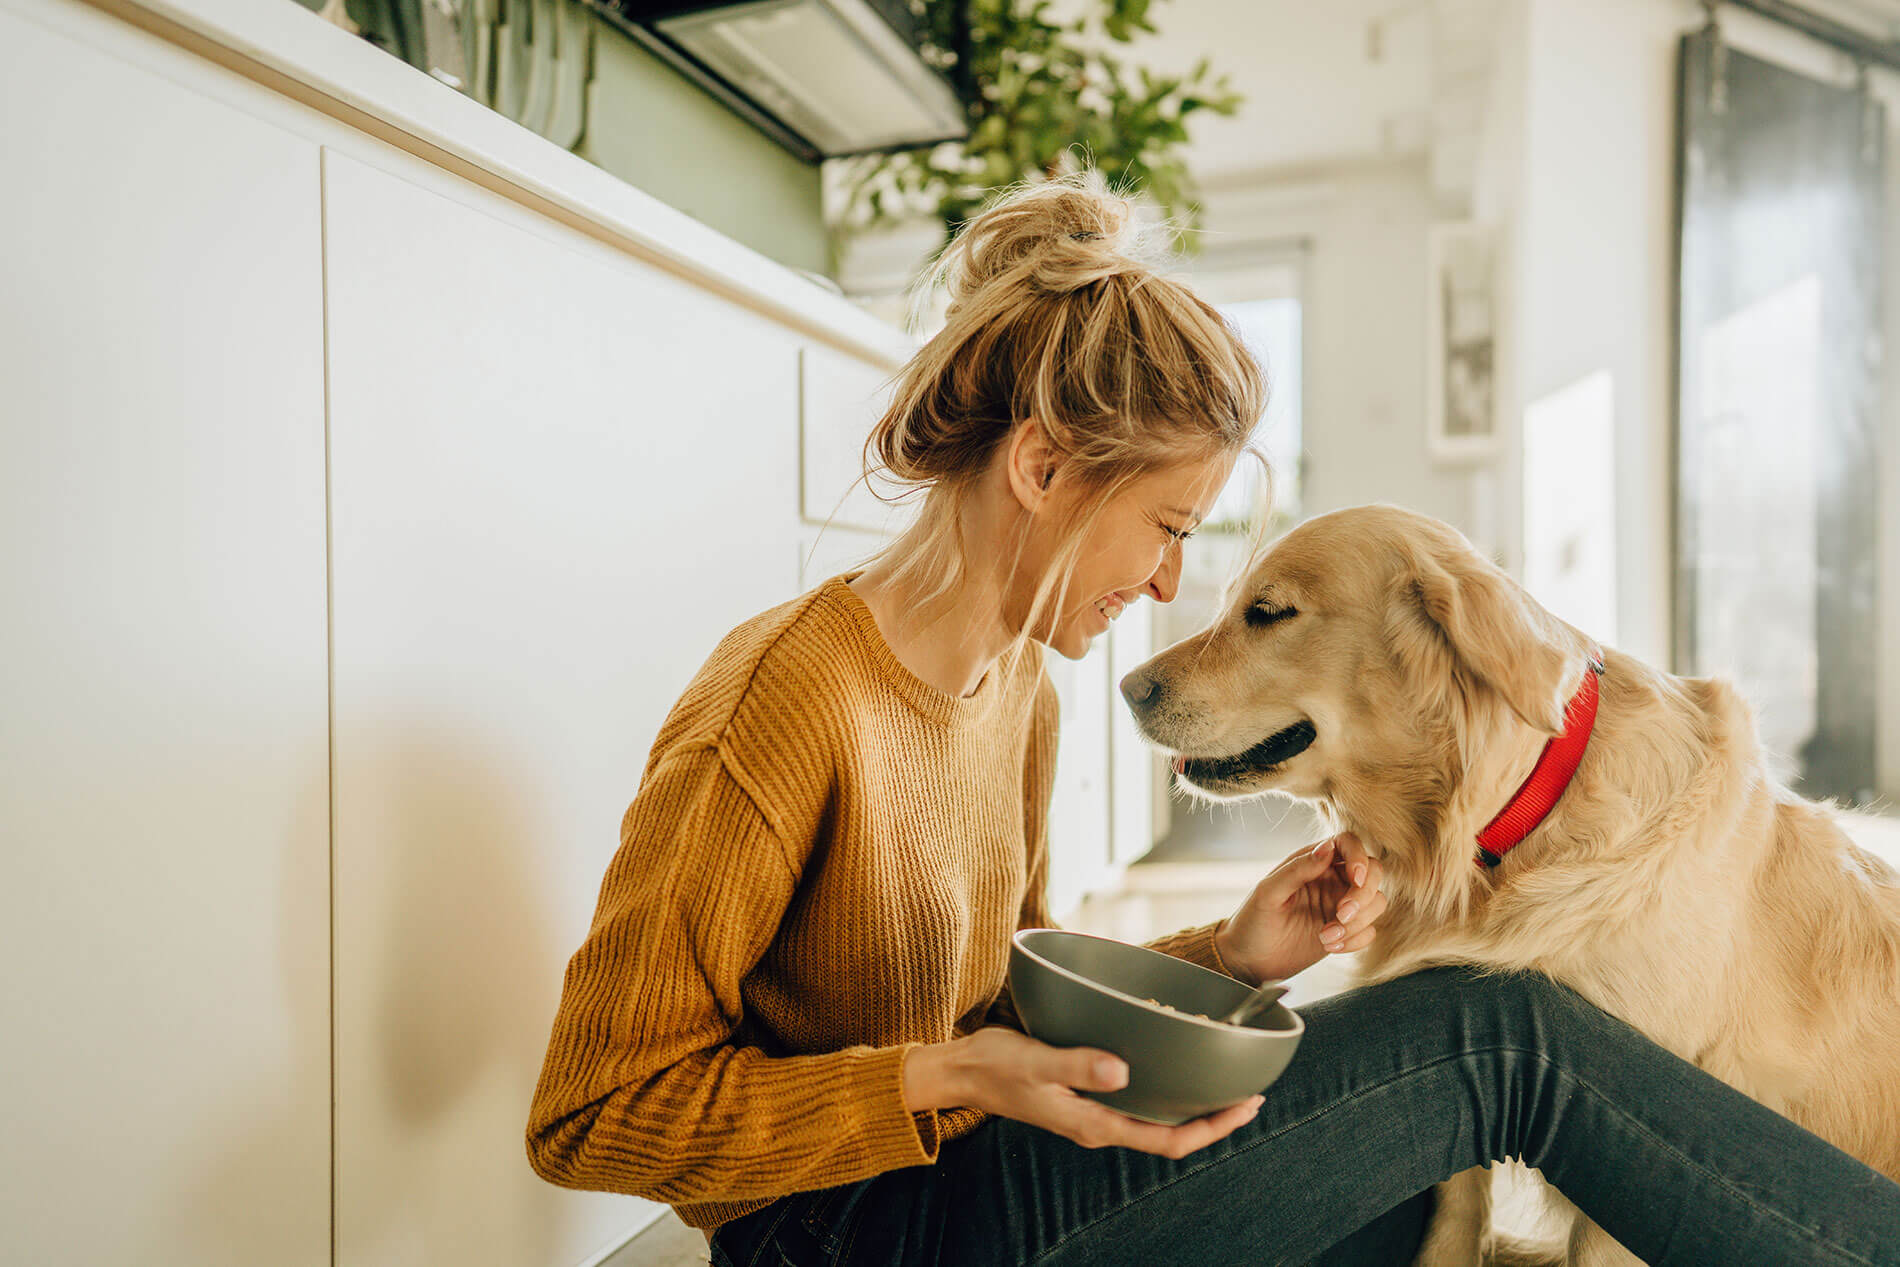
left=1046, top=0, right=1434, bottom=177
left=1500, top=0, right=1686, bottom=666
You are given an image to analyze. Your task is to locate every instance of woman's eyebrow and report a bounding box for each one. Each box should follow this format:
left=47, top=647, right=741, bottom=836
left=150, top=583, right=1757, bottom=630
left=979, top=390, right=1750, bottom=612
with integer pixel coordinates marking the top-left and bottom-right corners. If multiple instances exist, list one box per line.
left=1163, top=504, right=1203, bottom=525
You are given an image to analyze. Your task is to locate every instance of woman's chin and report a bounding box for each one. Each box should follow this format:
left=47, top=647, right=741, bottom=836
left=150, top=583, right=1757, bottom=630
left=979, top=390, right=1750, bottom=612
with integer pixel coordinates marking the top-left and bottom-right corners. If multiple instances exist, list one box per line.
left=1030, top=614, right=1102, bottom=661
left=1056, top=623, right=1097, bottom=660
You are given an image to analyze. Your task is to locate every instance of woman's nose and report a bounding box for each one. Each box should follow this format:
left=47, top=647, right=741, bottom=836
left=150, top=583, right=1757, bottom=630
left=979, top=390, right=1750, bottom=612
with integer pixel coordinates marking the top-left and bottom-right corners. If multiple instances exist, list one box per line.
left=1145, top=543, right=1183, bottom=604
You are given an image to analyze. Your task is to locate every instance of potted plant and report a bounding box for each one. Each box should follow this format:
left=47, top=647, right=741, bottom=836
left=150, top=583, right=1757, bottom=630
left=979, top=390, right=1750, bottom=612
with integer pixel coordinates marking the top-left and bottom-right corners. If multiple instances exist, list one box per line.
left=827, top=0, right=1245, bottom=262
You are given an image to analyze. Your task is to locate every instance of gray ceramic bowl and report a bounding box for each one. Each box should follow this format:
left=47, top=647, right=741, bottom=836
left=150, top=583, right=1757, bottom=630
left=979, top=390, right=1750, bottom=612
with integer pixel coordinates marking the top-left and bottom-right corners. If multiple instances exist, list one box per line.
left=1007, top=927, right=1304, bottom=1125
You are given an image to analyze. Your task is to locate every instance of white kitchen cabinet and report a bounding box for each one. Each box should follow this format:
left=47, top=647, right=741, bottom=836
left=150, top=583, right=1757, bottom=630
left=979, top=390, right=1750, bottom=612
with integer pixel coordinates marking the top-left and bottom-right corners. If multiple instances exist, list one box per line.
left=1044, top=637, right=1114, bottom=920
left=320, top=143, right=814, bottom=1266
left=0, top=6, right=331, bottom=1265
left=1043, top=606, right=1164, bottom=920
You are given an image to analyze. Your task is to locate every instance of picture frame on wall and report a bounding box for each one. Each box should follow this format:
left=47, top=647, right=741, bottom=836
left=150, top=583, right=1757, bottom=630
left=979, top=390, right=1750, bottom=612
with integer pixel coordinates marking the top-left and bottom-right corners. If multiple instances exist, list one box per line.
left=1425, top=220, right=1502, bottom=461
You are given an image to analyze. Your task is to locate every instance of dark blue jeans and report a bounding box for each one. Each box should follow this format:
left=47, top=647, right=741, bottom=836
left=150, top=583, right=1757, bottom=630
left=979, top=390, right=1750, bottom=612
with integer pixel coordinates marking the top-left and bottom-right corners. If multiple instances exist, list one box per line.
left=708, top=966, right=1900, bottom=1266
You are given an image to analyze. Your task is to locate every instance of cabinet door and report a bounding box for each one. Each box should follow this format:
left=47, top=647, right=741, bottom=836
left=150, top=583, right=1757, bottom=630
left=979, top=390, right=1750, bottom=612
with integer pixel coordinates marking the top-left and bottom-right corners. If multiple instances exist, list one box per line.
left=322, top=145, right=804, bottom=1266
left=793, top=341, right=912, bottom=589
left=1045, top=639, right=1114, bottom=920
left=0, top=8, right=331, bottom=1265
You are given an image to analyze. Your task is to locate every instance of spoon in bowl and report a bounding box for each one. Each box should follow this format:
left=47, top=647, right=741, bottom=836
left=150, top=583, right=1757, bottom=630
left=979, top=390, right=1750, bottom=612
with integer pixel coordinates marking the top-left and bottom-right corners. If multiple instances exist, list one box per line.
left=1217, top=979, right=1290, bottom=1027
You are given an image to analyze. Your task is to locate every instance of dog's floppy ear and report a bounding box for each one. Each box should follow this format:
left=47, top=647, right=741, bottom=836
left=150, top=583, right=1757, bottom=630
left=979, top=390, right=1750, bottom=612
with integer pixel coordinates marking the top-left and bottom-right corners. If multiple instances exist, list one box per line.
left=1403, top=538, right=1584, bottom=735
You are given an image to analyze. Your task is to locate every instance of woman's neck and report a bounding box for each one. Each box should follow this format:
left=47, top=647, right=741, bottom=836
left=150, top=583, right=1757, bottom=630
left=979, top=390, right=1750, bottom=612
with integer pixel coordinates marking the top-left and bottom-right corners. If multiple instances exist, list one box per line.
left=846, top=561, right=1009, bottom=699
left=846, top=464, right=1038, bottom=699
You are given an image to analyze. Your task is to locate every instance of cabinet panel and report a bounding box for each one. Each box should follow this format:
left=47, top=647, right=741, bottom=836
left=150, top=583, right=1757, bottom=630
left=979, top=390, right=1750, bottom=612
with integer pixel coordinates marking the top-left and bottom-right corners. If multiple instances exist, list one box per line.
left=322, top=145, right=805, bottom=1266
left=0, top=8, right=331, bottom=1264
left=799, top=342, right=914, bottom=536
left=1045, top=639, right=1114, bottom=920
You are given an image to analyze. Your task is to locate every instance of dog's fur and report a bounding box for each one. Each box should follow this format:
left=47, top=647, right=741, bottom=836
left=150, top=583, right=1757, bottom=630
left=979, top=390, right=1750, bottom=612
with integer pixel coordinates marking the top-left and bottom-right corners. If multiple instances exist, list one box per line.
left=1123, top=504, right=1900, bottom=1266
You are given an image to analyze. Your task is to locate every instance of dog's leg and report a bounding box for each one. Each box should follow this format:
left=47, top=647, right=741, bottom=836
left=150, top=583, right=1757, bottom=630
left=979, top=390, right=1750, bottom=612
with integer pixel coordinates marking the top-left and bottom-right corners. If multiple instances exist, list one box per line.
left=1565, top=1213, right=1643, bottom=1267
left=1409, top=1167, right=1490, bottom=1267
left=1484, top=1163, right=1568, bottom=1266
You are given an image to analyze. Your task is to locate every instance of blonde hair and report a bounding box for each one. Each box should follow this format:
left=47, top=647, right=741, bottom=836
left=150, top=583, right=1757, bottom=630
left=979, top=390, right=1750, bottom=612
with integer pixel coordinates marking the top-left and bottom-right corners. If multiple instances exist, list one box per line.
left=841, top=168, right=1275, bottom=716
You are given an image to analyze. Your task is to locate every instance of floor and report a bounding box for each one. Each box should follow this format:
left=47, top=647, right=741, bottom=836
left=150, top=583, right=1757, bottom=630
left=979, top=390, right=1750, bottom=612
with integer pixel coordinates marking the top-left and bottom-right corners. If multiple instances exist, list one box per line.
left=607, top=801, right=1900, bottom=1266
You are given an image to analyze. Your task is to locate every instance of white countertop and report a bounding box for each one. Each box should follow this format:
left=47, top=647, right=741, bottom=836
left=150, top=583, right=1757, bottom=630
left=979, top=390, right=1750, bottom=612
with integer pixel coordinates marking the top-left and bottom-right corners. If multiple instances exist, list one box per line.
left=114, top=0, right=919, bottom=368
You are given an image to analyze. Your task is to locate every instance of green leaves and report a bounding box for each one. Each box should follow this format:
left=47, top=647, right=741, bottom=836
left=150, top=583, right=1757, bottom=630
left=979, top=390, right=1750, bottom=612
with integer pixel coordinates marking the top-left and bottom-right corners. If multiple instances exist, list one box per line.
left=1102, top=0, right=1158, bottom=42
left=830, top=0, right=1244, bottom=258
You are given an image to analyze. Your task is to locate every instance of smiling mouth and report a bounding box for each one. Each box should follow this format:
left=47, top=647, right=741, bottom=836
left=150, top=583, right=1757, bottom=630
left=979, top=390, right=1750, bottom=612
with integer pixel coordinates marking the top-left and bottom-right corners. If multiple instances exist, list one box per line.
left=1171, top=719, right=1318, bottom=783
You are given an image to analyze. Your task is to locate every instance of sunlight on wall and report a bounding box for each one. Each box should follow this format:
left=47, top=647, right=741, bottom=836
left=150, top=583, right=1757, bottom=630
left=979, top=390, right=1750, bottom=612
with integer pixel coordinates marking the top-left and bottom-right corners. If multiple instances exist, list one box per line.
left=1523, top=369, right=1618, bottom=648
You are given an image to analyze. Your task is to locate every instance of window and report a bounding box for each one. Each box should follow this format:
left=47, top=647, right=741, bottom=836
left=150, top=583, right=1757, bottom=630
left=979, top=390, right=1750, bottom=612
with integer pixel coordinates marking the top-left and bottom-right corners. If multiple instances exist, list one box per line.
left=1187, top=250, right=1307, bottom=534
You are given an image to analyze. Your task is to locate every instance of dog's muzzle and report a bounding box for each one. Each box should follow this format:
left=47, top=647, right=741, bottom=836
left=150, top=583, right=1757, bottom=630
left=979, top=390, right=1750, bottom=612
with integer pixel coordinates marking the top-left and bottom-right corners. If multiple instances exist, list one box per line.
left=1119, top=668, right=1317, bottom=784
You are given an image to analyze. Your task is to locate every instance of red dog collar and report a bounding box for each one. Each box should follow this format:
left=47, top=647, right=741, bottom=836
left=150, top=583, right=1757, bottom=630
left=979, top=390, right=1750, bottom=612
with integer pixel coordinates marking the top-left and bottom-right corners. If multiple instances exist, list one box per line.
left=1474, top=647, right=1606, bottom=869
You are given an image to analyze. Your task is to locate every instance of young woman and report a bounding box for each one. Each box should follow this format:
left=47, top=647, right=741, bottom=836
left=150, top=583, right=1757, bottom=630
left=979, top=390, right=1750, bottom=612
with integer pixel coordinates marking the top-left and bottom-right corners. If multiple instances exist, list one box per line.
left=525, top=171, right=1900, bottom=1266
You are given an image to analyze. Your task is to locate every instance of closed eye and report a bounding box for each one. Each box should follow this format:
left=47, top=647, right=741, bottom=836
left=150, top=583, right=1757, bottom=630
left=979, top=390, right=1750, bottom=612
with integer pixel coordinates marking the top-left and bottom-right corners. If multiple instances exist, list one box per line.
left=1245, top=604, right=1298, bottom=629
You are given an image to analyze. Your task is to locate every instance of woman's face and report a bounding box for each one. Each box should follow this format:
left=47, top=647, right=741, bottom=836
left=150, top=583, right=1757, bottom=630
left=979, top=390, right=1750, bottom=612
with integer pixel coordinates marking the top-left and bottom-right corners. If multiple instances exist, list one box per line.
left=1026, top=449, right=1238, bottom=660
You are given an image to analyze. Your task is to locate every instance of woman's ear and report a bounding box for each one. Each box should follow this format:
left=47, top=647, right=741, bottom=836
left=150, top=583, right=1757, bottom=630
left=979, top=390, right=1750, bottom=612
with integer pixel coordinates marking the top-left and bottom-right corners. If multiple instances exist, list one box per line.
left=1004, top=419, right=1060, bottom=512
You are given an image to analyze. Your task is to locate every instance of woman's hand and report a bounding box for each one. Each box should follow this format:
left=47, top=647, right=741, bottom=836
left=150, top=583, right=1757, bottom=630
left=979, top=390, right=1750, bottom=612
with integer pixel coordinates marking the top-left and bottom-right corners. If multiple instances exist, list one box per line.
left=1214, top=833, right=1387, bottom=985
left=903, top=1028, right=1262, bottom=1159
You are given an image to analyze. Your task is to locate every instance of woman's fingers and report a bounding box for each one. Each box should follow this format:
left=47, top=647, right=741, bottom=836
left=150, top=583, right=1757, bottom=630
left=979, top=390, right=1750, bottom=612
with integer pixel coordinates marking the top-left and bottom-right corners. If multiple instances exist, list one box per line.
left=1359, top=850, right=1385, bottom=896
left=1333, top=885, right=1387, bottom=933
left=1322, top=896, right=1385, bottom=945
left=1066, top=1094, right=1264, bottom=1157
left=1263, top=836, right=1339, bottom=903
left=1336, top=925, right=1379, bottom=952
left=1050, top=1045, right=1129, bottom=1093
left=1319, top=843, right=1387, bottom=951
left=1330, top=831, right=1373, bottom=889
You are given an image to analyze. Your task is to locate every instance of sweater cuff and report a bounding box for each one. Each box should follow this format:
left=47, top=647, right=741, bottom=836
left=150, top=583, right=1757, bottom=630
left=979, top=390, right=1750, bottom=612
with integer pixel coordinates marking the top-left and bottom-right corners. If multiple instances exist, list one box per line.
left=866, top=1043, right=940, bottom=1165
left=1141, top=917, right=1244, bottom=981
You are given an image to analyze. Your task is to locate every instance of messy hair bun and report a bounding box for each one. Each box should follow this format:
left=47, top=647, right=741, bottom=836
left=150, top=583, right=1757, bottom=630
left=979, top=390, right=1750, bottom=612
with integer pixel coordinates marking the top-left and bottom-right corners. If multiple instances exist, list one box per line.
left=924, top=171, right=1178, bottom=325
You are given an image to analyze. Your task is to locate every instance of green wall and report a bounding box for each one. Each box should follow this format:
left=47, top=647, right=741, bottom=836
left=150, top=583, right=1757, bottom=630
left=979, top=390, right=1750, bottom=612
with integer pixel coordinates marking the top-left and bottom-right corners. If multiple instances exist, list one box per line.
left=574, top=14, right=831, bottom=278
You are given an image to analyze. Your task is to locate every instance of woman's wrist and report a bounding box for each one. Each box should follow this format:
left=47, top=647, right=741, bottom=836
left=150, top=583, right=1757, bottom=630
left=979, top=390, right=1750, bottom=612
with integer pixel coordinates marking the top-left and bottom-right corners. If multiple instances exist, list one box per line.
left=1213, top=916, right=1264, bottom=987
left=899, top=1038, right=970, bottom=1113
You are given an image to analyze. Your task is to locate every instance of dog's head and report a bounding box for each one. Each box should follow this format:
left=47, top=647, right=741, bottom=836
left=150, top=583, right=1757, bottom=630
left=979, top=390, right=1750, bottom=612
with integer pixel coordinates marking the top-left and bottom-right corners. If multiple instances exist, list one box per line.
left=1122, top=504, right=1594, bottom=896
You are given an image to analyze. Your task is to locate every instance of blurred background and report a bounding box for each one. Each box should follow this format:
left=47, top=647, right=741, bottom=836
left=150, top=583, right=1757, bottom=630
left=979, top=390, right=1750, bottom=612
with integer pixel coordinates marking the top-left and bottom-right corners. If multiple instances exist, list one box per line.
left=5, top=0, right=1900, bottom=1262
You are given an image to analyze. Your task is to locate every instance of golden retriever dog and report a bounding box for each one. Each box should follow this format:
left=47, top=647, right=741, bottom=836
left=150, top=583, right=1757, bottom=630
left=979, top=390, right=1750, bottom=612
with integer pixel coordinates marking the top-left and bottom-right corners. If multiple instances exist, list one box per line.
left=1119, top=503, right=1900, bottom=1267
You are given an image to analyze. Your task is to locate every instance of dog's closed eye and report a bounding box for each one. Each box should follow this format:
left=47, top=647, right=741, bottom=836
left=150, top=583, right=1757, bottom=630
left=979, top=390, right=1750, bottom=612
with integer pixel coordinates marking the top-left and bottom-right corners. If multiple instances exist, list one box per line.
left=1245, top=603, right=1299, bottom=630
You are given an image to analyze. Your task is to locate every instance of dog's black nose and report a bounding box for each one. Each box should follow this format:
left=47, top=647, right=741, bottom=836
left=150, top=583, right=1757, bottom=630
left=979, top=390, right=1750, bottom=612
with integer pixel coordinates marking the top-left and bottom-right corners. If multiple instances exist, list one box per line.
left=1119, top=668, right=1163, bottom=715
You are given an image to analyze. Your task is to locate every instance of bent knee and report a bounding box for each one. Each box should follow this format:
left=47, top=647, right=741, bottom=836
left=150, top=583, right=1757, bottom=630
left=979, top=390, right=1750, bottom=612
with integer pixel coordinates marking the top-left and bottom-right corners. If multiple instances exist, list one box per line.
left=1351, top=964, right=1609, bottom=1050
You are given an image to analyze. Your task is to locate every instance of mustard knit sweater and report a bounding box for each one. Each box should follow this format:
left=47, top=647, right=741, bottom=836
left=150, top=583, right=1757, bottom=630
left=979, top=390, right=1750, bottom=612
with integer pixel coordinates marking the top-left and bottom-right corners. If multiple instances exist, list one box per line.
left=524, top=571, right=1236, bottom=1231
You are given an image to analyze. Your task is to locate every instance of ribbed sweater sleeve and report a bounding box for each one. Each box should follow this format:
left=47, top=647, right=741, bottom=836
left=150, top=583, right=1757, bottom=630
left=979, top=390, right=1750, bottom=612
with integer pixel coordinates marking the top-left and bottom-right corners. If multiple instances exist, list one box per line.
left=524, top=742, right=938, bottom=1205
left=1140, top=918, right=1235, bottom=975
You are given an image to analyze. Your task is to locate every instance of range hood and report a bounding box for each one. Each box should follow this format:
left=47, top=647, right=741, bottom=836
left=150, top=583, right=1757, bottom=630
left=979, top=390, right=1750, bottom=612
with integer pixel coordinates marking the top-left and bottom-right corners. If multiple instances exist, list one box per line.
left=592, top=0, right=973, bottom=162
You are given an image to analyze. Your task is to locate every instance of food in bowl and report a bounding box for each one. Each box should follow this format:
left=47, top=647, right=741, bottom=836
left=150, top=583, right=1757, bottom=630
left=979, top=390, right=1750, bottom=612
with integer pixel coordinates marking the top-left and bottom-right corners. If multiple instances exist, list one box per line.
left=1008, top=927, right=1304, bottom=1125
